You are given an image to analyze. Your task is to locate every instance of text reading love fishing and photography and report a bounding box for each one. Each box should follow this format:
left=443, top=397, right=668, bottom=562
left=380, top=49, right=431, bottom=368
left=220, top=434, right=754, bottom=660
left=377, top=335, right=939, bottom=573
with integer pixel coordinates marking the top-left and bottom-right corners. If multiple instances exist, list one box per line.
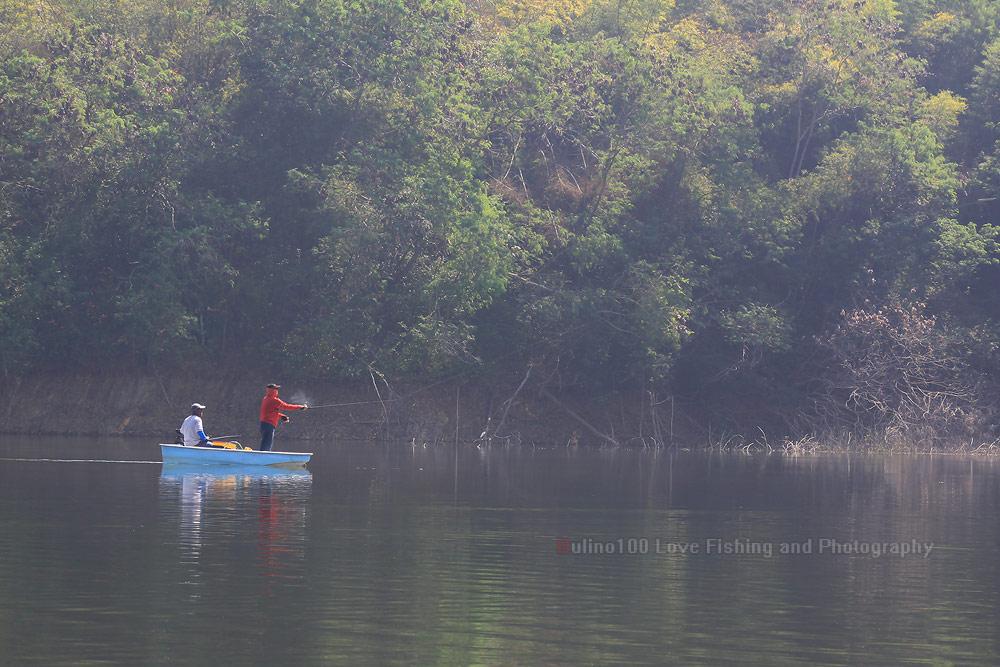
left=556, top=538, right=934, bottom=558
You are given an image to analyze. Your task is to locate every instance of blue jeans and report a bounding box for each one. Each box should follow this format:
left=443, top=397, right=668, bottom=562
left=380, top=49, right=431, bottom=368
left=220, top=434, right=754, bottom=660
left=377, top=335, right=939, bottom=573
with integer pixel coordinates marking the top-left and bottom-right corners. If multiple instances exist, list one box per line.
left=260, top=422, right=276, bottom=451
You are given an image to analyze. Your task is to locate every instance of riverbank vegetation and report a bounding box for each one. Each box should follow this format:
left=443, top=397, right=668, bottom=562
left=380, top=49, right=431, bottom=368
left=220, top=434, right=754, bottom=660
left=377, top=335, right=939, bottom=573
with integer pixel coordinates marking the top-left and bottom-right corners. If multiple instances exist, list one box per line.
left=2, top=0, right=1000, bottom=448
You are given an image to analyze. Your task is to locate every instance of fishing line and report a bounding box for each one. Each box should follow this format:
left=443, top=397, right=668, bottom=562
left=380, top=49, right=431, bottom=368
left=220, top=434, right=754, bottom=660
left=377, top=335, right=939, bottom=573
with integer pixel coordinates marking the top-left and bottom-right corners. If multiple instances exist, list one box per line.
left=0, top=457, right=161, bottom=464
left=297, top=325, right=583, bottom=414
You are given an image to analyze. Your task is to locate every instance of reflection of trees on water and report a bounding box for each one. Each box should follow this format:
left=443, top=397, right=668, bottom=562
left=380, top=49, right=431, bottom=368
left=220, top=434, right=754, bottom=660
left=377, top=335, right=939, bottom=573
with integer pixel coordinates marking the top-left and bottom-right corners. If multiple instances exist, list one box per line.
left=314, top=442, right=1000, bottom=516
left=304, top=444, right=1000, bottom=664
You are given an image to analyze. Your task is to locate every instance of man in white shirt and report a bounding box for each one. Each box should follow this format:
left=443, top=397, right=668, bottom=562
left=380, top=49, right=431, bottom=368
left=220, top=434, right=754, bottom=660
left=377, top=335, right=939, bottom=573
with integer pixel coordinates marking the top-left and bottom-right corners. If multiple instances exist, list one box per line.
left=179, top=403, right=211, bottom=447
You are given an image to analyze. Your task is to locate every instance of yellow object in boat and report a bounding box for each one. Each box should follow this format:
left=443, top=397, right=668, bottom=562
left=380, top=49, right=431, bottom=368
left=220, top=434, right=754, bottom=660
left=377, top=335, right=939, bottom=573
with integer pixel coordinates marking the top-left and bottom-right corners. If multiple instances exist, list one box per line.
left=210, top=441, right=239, bottom=450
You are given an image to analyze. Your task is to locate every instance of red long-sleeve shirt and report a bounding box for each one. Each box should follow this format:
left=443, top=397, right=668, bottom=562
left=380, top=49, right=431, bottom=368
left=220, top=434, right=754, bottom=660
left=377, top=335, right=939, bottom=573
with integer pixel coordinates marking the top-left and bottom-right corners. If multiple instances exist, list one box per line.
left=259, top=387, right=305, bottom=426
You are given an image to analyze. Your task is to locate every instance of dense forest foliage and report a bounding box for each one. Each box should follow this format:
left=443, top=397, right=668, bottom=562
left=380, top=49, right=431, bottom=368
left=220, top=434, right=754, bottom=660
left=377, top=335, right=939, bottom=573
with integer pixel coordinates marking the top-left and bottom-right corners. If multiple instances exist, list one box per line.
left=3, top=0, right=1000, bottom=446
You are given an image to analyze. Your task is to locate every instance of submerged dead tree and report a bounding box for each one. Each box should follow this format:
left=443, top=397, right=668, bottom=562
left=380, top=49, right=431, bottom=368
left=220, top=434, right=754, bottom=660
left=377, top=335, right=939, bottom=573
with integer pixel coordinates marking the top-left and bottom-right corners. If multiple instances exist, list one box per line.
left=803, top=297, right=996, bottom=449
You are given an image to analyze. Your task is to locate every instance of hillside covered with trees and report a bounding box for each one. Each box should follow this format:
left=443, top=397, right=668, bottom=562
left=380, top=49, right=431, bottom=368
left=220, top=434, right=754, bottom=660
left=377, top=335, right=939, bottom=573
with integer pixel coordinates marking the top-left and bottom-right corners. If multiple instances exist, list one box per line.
left=3, top=0, right=1000, bottom=447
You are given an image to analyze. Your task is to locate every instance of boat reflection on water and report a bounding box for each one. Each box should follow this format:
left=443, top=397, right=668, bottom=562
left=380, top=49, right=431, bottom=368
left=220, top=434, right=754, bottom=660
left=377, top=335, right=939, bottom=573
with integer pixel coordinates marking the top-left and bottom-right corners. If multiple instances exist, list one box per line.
left=160, top=463, right=313, bottom=482
left=158, top=464, right=312, bottom=595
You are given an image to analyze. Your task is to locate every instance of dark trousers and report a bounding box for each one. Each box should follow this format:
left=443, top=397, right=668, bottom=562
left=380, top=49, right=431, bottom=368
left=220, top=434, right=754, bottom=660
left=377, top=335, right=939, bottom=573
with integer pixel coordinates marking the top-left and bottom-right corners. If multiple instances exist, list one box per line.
left=260, top=421, right=276, bottom=451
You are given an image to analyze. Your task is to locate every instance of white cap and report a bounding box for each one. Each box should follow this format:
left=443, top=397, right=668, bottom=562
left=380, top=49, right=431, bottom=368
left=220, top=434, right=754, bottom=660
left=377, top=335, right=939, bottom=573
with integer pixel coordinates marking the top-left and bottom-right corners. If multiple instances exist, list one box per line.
left=191, top=403, right=206, bottom=410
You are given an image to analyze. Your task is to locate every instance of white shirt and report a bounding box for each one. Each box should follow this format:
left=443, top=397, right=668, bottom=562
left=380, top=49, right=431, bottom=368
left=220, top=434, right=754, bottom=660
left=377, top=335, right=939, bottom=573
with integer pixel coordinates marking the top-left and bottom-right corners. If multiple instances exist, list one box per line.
left=180, top=414, right=205, bottom=447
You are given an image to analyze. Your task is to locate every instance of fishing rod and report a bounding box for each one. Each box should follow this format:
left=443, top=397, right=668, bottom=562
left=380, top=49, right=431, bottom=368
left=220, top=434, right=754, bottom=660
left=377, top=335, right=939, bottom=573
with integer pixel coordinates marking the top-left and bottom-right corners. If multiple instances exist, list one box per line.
left=303, top=400, right=385, bottom=409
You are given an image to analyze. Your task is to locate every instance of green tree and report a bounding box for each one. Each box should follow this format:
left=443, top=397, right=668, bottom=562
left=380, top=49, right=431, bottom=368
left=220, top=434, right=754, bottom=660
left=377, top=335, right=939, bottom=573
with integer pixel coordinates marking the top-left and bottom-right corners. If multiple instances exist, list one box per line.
left=751, top=0, right=923, bottom=179
left=0, top=18, right=258, bottom=366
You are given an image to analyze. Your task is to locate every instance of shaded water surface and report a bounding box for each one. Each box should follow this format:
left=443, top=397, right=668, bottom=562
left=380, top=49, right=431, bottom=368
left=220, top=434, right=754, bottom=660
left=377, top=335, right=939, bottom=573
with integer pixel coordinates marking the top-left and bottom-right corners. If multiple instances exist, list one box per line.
left=0, top=436, right=998, bottom=665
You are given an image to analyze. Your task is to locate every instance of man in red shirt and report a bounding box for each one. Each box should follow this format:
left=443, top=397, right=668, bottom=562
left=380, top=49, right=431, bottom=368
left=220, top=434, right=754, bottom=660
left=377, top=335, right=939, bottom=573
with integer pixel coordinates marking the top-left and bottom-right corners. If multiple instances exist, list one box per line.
left=259, top=383, right=308, bottom=451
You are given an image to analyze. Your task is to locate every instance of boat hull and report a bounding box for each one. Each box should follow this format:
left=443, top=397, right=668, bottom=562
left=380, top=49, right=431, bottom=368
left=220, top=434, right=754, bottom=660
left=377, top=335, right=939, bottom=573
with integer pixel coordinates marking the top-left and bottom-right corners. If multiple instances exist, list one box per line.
left=160, top=463, right=311, bottom=479
left=160, top=444, right=311, bottom=467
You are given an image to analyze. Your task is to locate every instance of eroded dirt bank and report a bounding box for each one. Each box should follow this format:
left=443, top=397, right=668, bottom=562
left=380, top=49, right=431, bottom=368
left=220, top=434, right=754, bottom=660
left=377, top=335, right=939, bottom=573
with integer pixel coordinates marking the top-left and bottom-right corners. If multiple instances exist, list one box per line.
left=0, top=370, right=683, bottom=446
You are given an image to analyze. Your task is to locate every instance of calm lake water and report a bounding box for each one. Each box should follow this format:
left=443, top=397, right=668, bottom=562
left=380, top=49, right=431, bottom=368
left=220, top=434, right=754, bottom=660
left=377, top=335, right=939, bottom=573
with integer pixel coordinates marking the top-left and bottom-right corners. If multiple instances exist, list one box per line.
left=0, top=436, right=998, bottom=665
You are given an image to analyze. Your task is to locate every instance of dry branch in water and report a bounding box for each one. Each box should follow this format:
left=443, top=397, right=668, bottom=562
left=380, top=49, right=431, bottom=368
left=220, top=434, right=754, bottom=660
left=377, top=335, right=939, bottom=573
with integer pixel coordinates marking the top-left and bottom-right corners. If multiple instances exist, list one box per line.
left=802, top=297, right=996, bottom=449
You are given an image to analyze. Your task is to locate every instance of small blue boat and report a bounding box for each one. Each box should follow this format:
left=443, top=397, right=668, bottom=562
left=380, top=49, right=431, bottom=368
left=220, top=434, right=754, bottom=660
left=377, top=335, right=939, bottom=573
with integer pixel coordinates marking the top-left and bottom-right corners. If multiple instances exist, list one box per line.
left=159, top=444, right=312, bottom=468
